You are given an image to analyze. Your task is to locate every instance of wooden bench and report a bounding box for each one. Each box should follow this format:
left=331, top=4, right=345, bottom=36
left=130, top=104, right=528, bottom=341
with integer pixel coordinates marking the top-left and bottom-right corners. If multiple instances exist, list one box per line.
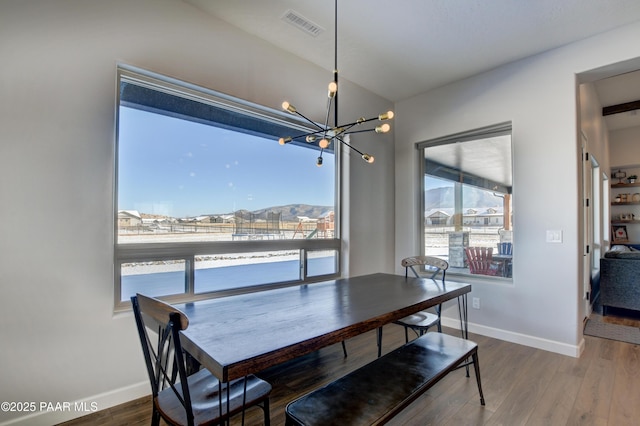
left=285, top=332, right=485, bottom=426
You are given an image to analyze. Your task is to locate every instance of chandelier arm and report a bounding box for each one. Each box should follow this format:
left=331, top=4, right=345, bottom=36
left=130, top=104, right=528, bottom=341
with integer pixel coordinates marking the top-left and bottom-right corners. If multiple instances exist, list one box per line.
left=292, top=110, right=327, bottom=132
left=335, top=135, right=366, bottom=157
left=287, top=129, right=331, bottom=142
left=354, top=116, right=380, bottom=125
left=342, top=128, right=379, bottom=136
left=331, top=116, right=382, bottom=132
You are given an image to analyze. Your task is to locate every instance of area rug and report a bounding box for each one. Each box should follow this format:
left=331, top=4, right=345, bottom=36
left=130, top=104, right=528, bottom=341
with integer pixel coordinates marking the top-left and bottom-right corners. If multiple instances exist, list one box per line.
left=584, top=317, right=640, bottom=345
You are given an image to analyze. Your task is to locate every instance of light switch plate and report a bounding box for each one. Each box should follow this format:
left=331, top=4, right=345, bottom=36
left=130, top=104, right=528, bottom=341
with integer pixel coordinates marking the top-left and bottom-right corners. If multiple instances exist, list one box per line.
left=546, top=230, right=562, bottom=243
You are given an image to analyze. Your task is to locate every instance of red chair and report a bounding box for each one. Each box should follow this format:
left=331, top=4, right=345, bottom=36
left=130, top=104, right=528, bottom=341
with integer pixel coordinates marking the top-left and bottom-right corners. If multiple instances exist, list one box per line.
left=465, top=247, right=502, bottom=276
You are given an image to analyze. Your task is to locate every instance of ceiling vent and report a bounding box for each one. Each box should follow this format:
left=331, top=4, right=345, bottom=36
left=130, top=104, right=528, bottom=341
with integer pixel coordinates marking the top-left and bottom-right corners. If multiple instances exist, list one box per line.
left=281, top=9, right=324, bottom=37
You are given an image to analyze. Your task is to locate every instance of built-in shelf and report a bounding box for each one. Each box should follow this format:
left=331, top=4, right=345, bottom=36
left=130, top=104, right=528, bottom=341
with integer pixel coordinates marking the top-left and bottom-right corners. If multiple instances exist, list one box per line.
left=611, top=172, right=640, bottom=244
left=612, top=182, right=640, bottom=188
left=611, top=202, right=640, bottom=206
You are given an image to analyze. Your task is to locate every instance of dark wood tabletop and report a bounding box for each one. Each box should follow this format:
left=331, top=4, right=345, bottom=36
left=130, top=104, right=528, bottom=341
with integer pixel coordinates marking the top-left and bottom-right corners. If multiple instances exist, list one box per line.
left=176, top=272, right=471, bottom=382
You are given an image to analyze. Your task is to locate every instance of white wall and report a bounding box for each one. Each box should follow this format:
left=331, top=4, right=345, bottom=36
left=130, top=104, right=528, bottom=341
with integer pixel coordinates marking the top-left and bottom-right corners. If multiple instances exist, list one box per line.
left=610, top=126, right=640, bottom=167
left=0, top=0, right=394, bottom=424
left=395, top=20, right=640, bottom=357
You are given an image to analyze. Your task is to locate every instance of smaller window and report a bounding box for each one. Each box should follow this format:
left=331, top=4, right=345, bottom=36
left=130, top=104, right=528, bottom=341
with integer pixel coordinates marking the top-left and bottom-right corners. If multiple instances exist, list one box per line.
left=419, top=123, right=513, bottom=279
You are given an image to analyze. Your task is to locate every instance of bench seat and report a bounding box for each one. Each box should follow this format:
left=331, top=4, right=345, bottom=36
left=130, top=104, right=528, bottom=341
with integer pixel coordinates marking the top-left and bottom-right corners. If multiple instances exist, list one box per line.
left=285, top=332, right=485, bottom=426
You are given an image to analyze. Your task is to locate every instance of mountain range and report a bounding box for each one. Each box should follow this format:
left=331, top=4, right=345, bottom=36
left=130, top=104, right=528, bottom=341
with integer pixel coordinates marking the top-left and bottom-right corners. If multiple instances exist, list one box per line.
left=425, top=187, right=502, bottom=211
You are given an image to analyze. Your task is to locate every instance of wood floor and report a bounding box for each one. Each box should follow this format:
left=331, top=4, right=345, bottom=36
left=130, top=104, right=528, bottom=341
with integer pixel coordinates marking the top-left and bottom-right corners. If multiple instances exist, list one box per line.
left=59, top=317, right=640, bottom=426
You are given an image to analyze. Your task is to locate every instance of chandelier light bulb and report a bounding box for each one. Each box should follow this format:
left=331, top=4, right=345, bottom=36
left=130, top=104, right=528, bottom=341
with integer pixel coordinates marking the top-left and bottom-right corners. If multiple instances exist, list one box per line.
left=378, top=111, right=394, bottom=121
left=316, top=156, right=323, bottom=167
left=319, top=138, right=330, bottom=149
left=375, top=123, right=391, bottom=133
left=282, top=101, right=297, bottom=113
left=279, top=137, right=292, bottom=145
left=306, top=135, right=317, bottom=143
left=362, top=153, right=375, bottom=163
left=328, top=81, right=338, bottom=98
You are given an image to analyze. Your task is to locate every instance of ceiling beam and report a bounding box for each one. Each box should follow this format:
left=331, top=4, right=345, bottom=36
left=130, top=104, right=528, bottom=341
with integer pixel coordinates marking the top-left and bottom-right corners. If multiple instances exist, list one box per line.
left=602, top=100, right=640, bottom=116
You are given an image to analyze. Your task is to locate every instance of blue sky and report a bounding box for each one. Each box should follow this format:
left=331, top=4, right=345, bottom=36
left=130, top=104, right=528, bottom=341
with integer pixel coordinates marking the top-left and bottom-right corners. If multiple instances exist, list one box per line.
left=118, top=107, right=335, bottom=218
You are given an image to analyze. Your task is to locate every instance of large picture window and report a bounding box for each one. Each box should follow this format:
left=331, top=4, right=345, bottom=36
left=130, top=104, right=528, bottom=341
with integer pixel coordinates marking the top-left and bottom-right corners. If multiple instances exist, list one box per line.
left=419, top=123, right=513, bottom=279
left=115, top=66, right=340, bottom=309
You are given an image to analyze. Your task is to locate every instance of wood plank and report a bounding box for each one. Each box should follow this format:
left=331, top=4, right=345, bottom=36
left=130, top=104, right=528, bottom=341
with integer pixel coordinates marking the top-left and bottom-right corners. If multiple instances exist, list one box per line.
left=566, top=341, right=614, bottom=426
left=608, top=343, right=640, bottom=425
left=484, top=348, right=560, bottom=425
left=526, top=371, right=582, bottom=425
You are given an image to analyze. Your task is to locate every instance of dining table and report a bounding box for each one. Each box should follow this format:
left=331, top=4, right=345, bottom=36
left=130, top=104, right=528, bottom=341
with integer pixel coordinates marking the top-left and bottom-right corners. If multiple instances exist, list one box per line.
left=175, top=272, right=471, bottom=383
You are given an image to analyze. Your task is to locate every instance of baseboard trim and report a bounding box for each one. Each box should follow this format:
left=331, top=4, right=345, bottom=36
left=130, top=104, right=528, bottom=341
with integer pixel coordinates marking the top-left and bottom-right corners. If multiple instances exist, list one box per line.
left=0, top=381, right=149, bottom=426
left=441, top=317, right=582, bottom=358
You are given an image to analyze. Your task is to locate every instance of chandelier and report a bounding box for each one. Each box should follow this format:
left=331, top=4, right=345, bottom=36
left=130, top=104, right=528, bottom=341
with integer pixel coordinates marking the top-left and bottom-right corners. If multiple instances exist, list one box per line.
left=278, top=0, right=394, bottom=167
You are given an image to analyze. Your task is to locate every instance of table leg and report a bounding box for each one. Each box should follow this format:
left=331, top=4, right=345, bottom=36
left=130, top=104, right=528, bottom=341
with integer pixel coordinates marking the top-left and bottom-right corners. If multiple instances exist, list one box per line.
left=457, top=293, right=468, bottom=339
left=185, top=351, right=201, bottom=376
left=457, top=294, right=470, bottom=377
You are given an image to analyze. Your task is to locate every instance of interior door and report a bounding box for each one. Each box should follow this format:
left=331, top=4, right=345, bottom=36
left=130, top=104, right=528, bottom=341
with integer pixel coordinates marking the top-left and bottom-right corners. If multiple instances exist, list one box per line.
left=582, top=146, right=593, bottom=319
left=582, top=143, right=600, bottom=319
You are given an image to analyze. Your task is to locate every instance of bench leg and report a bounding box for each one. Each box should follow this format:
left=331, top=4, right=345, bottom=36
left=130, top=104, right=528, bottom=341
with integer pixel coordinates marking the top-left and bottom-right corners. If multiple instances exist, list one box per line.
left=263, top=398, right=271, bottom=426
left=377, top=326, right=383, bottom=358
left=285, top=413, right=297, bottom=426
left=472, top=350, right=486, bottom=406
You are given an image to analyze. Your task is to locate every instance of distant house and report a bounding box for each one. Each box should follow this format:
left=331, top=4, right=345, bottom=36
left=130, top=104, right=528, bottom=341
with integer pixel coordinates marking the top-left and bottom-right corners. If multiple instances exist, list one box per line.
left=194, top=215, right=224, bottom=223
left=425, top=207, right=504, bottom=227
left=463, top=207, right=503, bottom=226
left=220, top=214, right=235, bottom=223
left=426, top=210, right=452, bottom=225
left=118, top=210, right=142, bottom=227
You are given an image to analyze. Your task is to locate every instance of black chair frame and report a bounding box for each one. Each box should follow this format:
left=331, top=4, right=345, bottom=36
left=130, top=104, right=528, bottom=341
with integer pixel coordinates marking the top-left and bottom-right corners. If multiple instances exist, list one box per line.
left=131, top=295, right=271, bottom=426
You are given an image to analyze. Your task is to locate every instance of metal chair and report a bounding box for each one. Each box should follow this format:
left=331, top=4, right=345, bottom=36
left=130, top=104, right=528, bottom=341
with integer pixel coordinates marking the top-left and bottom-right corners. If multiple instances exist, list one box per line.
left=131, top=293, right=271, bottom=426
left=395, top=256, right=447, bottom=335
left=374, top=256, right=447, bottom=357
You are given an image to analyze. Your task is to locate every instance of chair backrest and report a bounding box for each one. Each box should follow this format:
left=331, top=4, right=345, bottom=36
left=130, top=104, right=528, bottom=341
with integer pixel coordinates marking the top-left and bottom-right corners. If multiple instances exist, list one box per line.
left=497, top=242, right=513, bottom=255
left=464, top=247, right=495, bottom=274
left=131, top=294, right=194, bottom=424
left=401, top=256, right=448, bottom=280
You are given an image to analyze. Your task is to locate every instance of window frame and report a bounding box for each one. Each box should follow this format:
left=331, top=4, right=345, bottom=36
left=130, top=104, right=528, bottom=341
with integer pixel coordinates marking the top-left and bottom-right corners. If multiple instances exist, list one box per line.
left=417, top=122, right=513, bottom=280
left=114, top=65, right=342, bottom=311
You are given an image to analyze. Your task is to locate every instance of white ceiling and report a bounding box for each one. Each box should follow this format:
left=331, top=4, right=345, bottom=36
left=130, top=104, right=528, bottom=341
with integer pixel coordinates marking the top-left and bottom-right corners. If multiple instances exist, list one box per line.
left=185, top=0, right=640, bottom=108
